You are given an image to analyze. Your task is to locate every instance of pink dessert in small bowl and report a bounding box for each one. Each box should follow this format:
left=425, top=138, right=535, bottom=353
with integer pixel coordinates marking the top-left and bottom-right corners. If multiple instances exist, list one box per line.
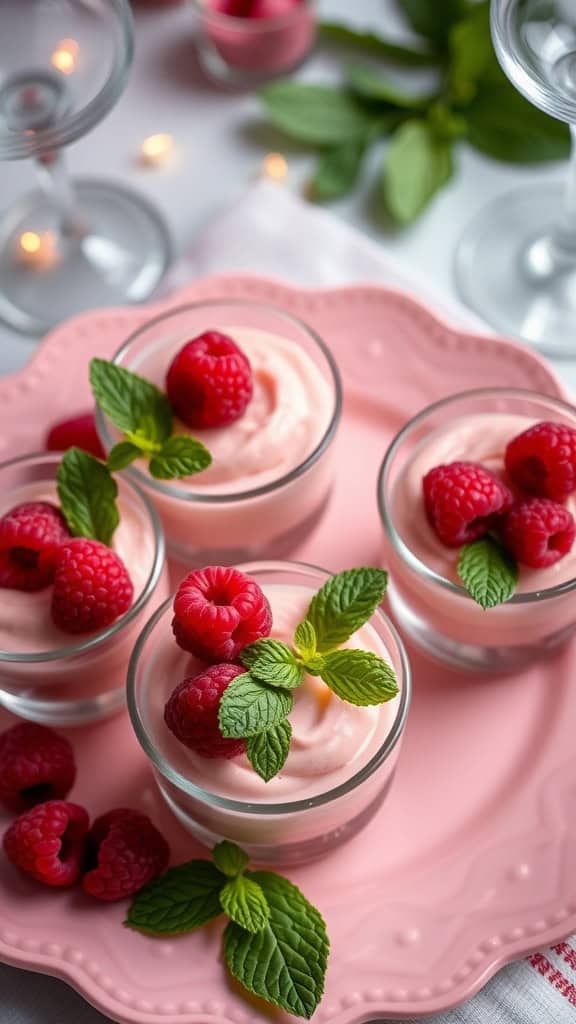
left=378, top=388, right=576, bottom=673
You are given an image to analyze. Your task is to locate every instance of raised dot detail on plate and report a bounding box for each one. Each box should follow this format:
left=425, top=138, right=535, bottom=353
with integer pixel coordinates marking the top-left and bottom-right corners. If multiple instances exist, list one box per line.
left=64, top=949, right=84, bottom=965
left=158, top=943, right=174, bottom=957
left=158, top=1003, right=177, bottom=1015
left=44, top=943, right=62, bottom=957
left=552, top=909, right=569, bottom=923
left=1, top=931, right=17, bottom=945
left=396, top=927, right=421, bottom=946
left=388, top=989, right=408, bottom=1002
left=454, top=964, right=472, bottom=982
left=84, top=961, right=100, bottom=980
left=504, top=927, right=525, bottom=942
left=510, top=863, right=531, bottom=881
left=135, top=1000, right=153, bottom=1013
left=481, top=936, right=501, bottom=952
left=367, top=988, right=384, bottom=1002
left=416, top=987, right=432, bottom=1000
left=529, top=920, right=547, bottom=935
left=434, top=979, right=454, bottom=995
left=205, top=1001, right=224, bottom=1015
left=179, top=1002, right=200, bottom=1014
left=342, top=992, right=361, bottom=1008
left=470, top=950, right=484, bottom=966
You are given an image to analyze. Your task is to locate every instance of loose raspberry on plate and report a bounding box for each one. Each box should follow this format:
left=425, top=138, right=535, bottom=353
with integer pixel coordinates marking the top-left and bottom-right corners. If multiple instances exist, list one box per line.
left=45, top=412, right=105, bottom=460
left=505, top=421, right=576, bottom=503
left=0, top=501, right=71, bottom=591
left=0, top=723, right=76, bottom=812
left=3, top=800, right=89, bottom=887
left=82, top=808, right=170, bottom=902
left=423, top=462, right=514, bottom=547
left=500, top=498, right=576, bottom=569
left=165, top=663, right=247, bottom=759
left=51, top=538, right=134, bottom=635
left=172, top=565, right=272, bottom=661
left=165, top=330, right=253, bottom=430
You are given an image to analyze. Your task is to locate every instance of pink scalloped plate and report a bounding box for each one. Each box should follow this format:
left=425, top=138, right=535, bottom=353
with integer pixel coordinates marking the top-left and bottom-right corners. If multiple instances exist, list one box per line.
left=0, top=275, right=575, bottom=1024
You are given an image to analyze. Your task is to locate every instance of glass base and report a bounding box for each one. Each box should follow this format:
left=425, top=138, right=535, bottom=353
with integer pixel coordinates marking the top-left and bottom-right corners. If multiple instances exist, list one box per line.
left=454, top=183, right=576, bottom=358
left=0, top=682, right=126, bottom=728
left=0, top=178, right=172, bottom=335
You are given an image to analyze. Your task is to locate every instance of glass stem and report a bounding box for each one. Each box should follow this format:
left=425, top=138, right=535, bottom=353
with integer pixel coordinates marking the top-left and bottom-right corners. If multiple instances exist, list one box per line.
left=34, top=150, right=85, bottom=241
left=550, top=123, right=576, bottom=266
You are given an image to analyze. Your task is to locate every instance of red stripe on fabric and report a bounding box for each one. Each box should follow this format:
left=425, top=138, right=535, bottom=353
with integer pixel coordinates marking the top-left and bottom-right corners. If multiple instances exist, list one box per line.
left=528, top=952, right=576, bottom=1006
left=551, top=942, right=576, bottom=972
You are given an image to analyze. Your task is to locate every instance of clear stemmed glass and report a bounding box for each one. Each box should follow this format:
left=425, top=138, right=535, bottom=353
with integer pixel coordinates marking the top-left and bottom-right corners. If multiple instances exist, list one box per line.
left=455, top=0, right=576, bottom=356
left=0, top=0, right=172, bottom=335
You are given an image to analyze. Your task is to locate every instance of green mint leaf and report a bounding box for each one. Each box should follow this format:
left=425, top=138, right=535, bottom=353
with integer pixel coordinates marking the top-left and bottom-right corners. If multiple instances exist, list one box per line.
left=107, top=440, right=141, bottom=472
left=294, top=619, right=317, bottom=661
left=240, top=640, right=303, bottom=689
left=306, top=567, right=389, bottom=653
left=261, top=82, right=373, bottom=144
left=457, top=538, right=518, bottom=610
left=396, top=0, right=464, bottom=45
left=125, top=861, right=225, bottom=937
left=246, top=720, right=292, bottom=783
left=466, top=80, right=570, bottom=163
left=223, top=871, right=329, bottom=1020
left=320, top=649, right=399, bottom=706
left=219, top=674, right=293, bottom=739
left=213, top=841, right=249, bottom=879
left=304, top=654, right=326, bottom=676
left=319, top=22, right=437, bottom=66
left=449, top=3, right=497, bottom=100
left=148, top=434, right=212, bottom=480
left=90, top=357, right=172, bottom=448
left=220, top=875, right=271, bottom=934
left=57, top=447, right=119, bottom=546
left=311, top=140, right=367, bottom=202
left=383, top=120, right=453, bottom=224
left=347, top=63, right=432, bottom=108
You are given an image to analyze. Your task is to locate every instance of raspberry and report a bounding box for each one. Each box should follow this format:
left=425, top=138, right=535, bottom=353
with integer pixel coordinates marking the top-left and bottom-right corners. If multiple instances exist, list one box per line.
left=51, top=539, right=134, bottom=635
left=164, top=663, right=246, bottom=759
left=0, top=501, right=71, bottom=591
left=423, top=461, right=513, bottom=547
left=45, top=412, right=105, bottom=460
left=172, top=566, right=272, bottom=661
left=165, top=331, right=253, bottom=430
left=219, top=0, right=300, bottom=14
left=3, top=800, right=89, bottom=887
left=500, top=498, right=576, bottom=568
left=82, top=808, right=170, bottom=902
left=0, top=723, right=76, bottom=812
left=505, top=421, right=576, bottom=503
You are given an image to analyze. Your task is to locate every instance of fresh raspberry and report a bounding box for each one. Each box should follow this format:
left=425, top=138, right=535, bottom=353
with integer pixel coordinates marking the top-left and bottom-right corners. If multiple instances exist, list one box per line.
left=0, top=723, right=76, bottom=812
left=0, top=501, right=71, bottom=591
left=505, top=421, right=576, bottom=503
left=45, top=412, right=105, bottom=460
left=164, top=663, right=246, bottom=759
left=165, top=331, right=253, bottom=430
left=500, top=498, right=575, bottom=568
left=82, top=808, right=170, bottom=902
left=3, top=800, right=89, bottom=887
left=172, top=566, right=272, bottom=661
left=51, top=539, right=134, bottom=635
left=423, top=461, right=513, bottom=547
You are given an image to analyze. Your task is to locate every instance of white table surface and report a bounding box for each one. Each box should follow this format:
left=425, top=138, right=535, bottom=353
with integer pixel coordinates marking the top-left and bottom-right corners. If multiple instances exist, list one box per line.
left=1, top=1, right=576, bottom=1021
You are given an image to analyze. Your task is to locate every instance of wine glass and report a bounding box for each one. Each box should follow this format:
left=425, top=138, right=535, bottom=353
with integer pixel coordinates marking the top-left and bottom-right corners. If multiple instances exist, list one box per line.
left=455, top=0, right=576, bottom=356
left=0, top=0, right=172, bottom=335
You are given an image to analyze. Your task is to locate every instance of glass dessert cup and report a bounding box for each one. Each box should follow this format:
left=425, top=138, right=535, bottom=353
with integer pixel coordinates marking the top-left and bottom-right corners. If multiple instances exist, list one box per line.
left=192, top=0, right=317, bottom=87
left=378, top=388, right=576, bottom=674
left=127, top=560, right=411, bottom=866
left=96, top=299, right=342, bottom=567
left=0, top=453, right=169, bottom=727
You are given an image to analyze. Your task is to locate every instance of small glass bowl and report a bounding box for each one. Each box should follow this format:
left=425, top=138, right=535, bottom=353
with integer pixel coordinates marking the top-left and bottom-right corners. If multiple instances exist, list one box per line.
left=127, top=560, right=411, bottom=866
left=0, top=453, right=169, bottom=726
left=192, top=0, right=317, bottom=87
left=378, top=388, right=576, bottom=673
left=96, top=299, right=341, bottom=567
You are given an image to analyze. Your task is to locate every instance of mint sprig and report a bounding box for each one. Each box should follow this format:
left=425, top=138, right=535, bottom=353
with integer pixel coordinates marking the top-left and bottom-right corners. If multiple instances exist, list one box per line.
left=57, top=447, right=119, bottom=546
left=90, top=358, right=212, bottom=482
left=458, top=536, right=518, bottom=609
left=220, top=567, right=397, bottom=783
left=126, top=841, right=329, bottom=1019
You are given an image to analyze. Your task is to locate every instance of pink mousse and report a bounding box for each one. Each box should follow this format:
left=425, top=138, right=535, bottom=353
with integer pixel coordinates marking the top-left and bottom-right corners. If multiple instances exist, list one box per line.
left=204, top=0, right=315, bottom=74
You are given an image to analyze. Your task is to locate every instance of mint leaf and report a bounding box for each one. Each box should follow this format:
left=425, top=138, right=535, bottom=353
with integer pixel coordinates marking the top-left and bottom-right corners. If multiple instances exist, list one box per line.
left=449, top=3, right=497, bottom=100
left=383, top=120, right=453, bottom=224
left=223, top=871, right=329, bottom=1020
left=458, top=538, right=518, bottom=609
left=347, top=64, right=431, bottom=108
left=294, top=619, right=317, bottom=661
left=148, top=434, right=212, bottom=480
left=306, top=567, right=388, bottom=653
left=319, top=22, right=437, bottom=67
left=246, top=720, right=292, bottom=783
left=219, top=675, right=293, bottom=739
left=261, top=82, right=373, bottom=144
left=466, top=81, right=570, bottom=163
left=220, top=875, right=271, bottom=934
left=125, top=861, right=225, bottom=937
left=57, top=447, right=119, bottom=546
left=107, top=441, right=141, bottom=471
left=240, top=640, right=303, bottom=689
left=90, top=358, right=172, bottom=448
left=311, top=140, right=367, bottom=202
left=213, top=841, right=249, bottom=879
left=396, top=0, right=464, bottom=45
left=320, top=649, right=399, bottom=706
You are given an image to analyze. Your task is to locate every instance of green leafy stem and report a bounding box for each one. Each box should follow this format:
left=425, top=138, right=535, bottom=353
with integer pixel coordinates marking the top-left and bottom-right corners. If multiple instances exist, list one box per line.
left=218, top=567, right=399, bottom=782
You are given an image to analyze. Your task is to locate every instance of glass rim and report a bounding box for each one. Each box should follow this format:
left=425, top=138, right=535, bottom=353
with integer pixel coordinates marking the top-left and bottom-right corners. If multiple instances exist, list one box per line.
left=191, top=0, right=317, bottom=30
left=127, top=558, right=411, bottom=815
left=490, top=0, right=576, bottom=124
left=95, top=297, right=342, bottom=504
left=0, top=451, right=166, bottom=662
left=378, top=386, right=576, bottom=604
